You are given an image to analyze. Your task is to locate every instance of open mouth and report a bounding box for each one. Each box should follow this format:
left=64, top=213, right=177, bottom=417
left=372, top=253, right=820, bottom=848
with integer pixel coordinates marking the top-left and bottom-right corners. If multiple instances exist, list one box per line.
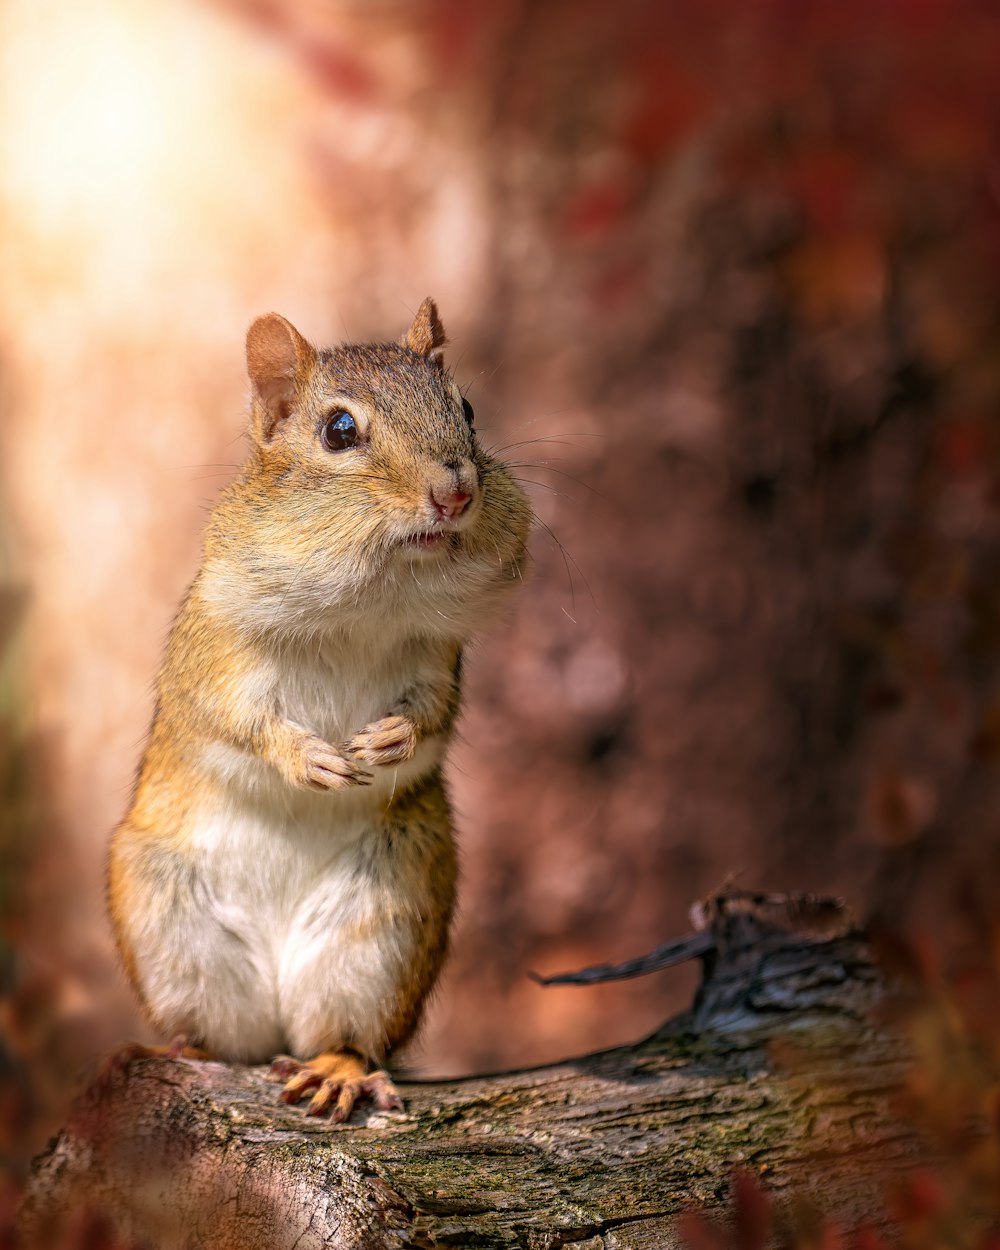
left=404, top=531, right=450, bottom=551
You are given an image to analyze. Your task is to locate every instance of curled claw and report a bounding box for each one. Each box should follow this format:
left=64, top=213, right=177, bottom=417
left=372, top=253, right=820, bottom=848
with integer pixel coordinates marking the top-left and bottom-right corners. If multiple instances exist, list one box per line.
left=272, top=1051, right=404, bottom=1121
left=346, top=715, right=417, bottom=767
left=361, top=1071, right=405, bottom=1113
left=281, top=1068, right=325, bottom=1104
left=305, top=766, right=373, bottom=791
left=300, top=1070, right=403, bottom=1121
left=269, top=1054, right=303, bottom=1080
left=301, top=738, right=373, bottom=790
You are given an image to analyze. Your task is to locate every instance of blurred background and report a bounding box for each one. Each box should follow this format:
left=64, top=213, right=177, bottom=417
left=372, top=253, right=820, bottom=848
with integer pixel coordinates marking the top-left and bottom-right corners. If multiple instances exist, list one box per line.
left=2, top=0, right=1000, bottom=1170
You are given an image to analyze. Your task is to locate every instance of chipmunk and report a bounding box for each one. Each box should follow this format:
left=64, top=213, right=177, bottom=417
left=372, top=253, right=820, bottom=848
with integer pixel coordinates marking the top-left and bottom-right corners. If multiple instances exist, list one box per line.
left=107, top=299, right=530, bottom=1121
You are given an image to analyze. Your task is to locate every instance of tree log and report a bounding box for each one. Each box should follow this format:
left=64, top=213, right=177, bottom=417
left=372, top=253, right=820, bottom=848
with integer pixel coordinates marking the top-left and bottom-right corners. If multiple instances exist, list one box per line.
left=19, top=891, right=921, bottom=1249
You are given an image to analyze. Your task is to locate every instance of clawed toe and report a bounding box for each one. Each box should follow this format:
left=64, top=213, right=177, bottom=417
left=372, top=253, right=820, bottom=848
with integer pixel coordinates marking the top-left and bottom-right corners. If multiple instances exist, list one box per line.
left=280, top=1069, right=323, bottom=1103
left=273, top=1053, right=403, bottom=1121
left=305, top=1077, right=349, bottom=1119
left=269, top=1054, right=304, bottom=1080
left=346, top=715, right=417, bottom=767
left=363, top=1071, right=404, bottom=1112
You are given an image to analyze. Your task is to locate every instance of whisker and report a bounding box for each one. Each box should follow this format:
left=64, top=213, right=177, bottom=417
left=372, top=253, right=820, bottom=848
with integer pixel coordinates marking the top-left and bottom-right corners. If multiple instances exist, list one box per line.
left=532, top=515, right=597, bottom=616
left=512, top=476, right=562, bottom=498
left=476, top=358, right=506, bottom=391
left=503, top=463, right=609, bottom=502
left=479, top=409, right=577, bottom=444
left=488, top=433, right=607, bottom=458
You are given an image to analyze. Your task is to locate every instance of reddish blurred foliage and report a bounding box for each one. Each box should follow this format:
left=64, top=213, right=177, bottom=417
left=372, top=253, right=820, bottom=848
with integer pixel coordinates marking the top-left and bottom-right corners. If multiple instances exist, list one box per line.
left=680, top=1172, right=776, bottom=1250
left=882, top=922, right=1000, bottom=1244
left=215, top=0, right=379, bottom=97
left=683, top=909, right=1000, bottom=1248
left=13, top=1208, right=140, bottom=1250
left=562, top=180, right=637, bottom=241
left=622, top=52, right=712, bottom=162
left=0, top=591, right=32, bottom=1232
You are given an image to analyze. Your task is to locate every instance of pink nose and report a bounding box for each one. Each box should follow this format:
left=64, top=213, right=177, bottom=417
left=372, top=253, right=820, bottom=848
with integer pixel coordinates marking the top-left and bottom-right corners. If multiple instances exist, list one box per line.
left=429, top=486, right=472, bottom=519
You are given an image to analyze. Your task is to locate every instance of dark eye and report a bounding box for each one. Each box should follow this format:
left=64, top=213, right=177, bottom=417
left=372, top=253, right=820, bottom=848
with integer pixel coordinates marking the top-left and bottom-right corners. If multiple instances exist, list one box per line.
left=461, top=397, right=475, bottom=427
left=321, top=410, right=358, bottom=452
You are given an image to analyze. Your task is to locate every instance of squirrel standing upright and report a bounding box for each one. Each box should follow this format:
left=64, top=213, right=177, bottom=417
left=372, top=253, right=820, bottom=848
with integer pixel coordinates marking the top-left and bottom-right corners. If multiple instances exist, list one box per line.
left=107, top=299, right=531, bottom=1120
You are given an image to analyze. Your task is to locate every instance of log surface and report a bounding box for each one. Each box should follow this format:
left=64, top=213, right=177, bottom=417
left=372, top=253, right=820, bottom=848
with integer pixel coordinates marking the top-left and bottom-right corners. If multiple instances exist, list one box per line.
left=20, top=892, right=921, bottom=1250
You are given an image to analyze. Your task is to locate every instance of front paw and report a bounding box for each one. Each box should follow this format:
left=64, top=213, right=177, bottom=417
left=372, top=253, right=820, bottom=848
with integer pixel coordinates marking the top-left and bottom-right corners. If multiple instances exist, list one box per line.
left=291, top=734, right=373, bottom=791
left=346, top=715, right=417, bottom=767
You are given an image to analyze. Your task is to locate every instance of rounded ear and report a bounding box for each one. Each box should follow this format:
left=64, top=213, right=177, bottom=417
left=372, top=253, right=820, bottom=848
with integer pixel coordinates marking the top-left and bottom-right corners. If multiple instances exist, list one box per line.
left=402, top=297, right=446, bottom=367
left=246, top=313, right=316, bottom=441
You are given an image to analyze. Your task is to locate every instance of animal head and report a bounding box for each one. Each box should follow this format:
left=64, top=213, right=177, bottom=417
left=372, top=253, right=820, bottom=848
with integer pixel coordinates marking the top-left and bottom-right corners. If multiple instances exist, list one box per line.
left=203, top=300, right=530, bottom=639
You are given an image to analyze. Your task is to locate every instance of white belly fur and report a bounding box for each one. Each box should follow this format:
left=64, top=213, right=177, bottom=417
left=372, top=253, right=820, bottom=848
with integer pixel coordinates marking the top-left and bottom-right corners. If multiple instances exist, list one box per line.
left=124, top=636, right=452, bottom=1063
left=124, top=776, right=446, bottom=1063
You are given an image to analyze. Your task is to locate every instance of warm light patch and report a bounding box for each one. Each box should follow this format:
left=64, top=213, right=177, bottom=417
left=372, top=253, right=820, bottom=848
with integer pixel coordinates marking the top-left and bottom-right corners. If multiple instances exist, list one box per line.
left=0, top=0, right=332, bottom=324
left=2, top=6, right=167, bottom=230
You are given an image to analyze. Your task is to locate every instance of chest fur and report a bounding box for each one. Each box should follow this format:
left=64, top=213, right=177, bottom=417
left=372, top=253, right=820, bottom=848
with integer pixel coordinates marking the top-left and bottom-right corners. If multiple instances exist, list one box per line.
left=274, top=634, right=418, bottom=743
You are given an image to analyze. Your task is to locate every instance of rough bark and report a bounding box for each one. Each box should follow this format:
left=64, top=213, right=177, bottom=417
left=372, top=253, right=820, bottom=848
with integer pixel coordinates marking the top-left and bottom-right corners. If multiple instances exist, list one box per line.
left=19, top=892, right=921, bottom=1250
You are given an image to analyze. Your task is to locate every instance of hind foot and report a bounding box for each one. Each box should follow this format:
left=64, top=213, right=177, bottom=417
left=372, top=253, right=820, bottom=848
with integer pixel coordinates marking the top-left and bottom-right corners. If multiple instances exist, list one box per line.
left=95, top=1035, right=211, bottom=1092
left=270, top=1049, right=403, bottom=1122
